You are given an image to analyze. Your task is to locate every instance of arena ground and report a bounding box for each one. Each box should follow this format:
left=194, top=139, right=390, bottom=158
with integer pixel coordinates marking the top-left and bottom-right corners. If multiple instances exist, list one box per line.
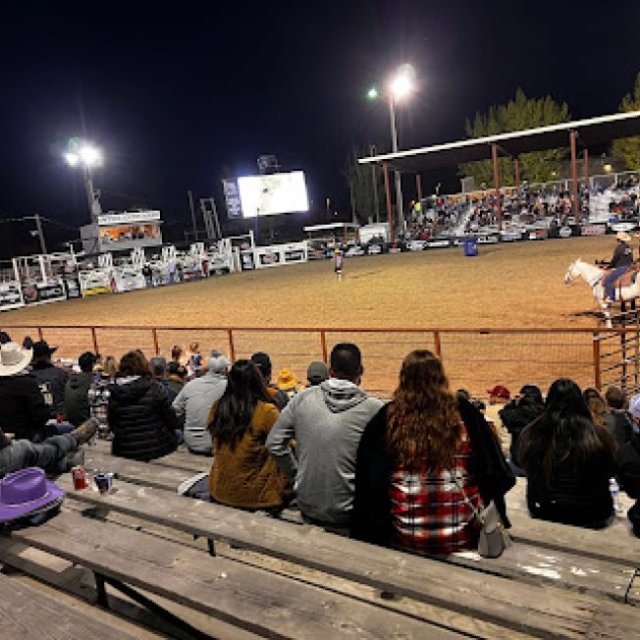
left=0, top=235, right=627, bottom=396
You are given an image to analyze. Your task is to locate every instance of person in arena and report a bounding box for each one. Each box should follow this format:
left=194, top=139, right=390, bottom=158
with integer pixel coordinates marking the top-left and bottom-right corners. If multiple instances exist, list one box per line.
left=208, top=359, right=289, bottom=511
left=108, top=350, right=180, bottom=461
left=350, top=350, right=514, bottom=554
left=333, top=248, right=344, bottom=281
left=518, top=378, right=616, bottom=528
left=603, top=231, right=633, bottom=304
left=173, top=352, right=229, bottom=455
left=267, top=343, right=383, bottom=531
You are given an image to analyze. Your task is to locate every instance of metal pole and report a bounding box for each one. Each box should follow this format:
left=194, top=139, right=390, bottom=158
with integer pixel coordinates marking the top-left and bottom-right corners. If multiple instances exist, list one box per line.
left=34, top=214, right=47, bottom=254
left=570, top=130, right=579, bottom=222
left=370, top=144, right=380, bottom=224
left=491, top=144, right=502, bottom=230
left=83, top=166, right=102, bottom=222
left=514, top=158, right=521, bottom=190
left=187, top=190, right=198, bottom=242
left=583, top=148, right=589, bottom=191
left=388, top=96, right=404, bottom=234
left=416, top=174, right=423, bottom=201
left=383, top=162, right=394, bottom=243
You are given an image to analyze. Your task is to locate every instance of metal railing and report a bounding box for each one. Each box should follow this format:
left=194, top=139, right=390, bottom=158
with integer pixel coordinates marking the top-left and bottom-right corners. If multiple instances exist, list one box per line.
left=2, top=323, right=637, bottom=397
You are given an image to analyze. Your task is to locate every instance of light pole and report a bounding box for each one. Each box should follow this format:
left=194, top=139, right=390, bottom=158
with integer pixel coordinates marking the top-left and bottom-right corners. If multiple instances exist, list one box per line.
left=368, top=64, right=415, bottom=234
left=64, top=138, right=103, bottom=222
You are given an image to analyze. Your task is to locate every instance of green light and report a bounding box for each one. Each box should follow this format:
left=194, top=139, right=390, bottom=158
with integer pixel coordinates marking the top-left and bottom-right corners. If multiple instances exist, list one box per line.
left=367, top=87, right=379, bottom=100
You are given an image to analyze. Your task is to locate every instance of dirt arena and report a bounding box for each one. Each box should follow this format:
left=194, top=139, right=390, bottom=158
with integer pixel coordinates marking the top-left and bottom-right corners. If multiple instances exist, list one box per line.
left=0, top=236, right=624, bottom=396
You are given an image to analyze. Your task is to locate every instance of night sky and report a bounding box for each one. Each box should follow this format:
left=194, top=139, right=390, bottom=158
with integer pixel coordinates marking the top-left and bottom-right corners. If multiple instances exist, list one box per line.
left=2, top=1, right=640, bottom=251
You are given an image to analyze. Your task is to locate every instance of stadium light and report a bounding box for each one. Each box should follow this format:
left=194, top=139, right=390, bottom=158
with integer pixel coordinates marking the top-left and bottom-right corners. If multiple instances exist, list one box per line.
left=64, top=138, right=103, bottom=221
left=367, top=87, right=379, bottom=100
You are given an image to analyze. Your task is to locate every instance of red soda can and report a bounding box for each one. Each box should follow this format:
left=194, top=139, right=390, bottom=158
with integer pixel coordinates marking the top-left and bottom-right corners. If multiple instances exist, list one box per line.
left=71, top=465, right=89, bottom=490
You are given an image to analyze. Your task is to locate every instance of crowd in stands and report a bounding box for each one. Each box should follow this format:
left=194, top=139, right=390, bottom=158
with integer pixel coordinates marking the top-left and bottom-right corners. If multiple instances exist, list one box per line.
left=404, top=175, right=640, bottom=240
left=0, top=328, right=638, bottom=555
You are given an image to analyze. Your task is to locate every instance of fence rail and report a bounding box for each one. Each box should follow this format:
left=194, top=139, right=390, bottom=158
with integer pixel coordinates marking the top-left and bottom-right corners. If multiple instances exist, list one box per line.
left=2, top=323, right=638, bottom=397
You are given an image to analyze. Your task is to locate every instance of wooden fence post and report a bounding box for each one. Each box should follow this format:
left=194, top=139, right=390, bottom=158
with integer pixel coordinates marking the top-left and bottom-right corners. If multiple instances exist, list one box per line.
left=320, top=330, right=328, bottom=362
left=227, top=329, right=236, bottom=362
left=592, top=332, right=601, bottom=390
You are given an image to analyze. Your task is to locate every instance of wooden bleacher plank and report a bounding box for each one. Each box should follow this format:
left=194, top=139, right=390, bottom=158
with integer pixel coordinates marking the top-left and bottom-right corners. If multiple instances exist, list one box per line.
left=58, top=476, right=640, bottom=638
left=5, top=510, right=463, bottom=640
left=0, top=572, right=139, bottom=640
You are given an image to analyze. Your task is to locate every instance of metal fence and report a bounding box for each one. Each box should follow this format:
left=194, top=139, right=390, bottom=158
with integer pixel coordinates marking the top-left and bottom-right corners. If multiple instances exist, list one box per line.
left=2, top=323, right=637, bottom=398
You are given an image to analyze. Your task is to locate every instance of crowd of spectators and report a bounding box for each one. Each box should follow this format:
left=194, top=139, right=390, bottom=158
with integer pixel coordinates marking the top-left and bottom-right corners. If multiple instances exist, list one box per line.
left=404, top=175, right=640, bottom=241
left=0, top=328, right=638, bottom=556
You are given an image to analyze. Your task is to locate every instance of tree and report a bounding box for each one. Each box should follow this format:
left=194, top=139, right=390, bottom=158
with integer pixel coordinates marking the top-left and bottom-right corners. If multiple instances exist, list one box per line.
left=343, top=146, right=385, bottom=225
left=612, top=72, right=640, bottom=170
left=459, top=89, right=571, bottom=187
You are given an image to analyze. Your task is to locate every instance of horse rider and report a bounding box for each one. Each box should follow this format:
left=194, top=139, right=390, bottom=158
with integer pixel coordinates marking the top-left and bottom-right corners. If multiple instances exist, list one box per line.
left=603, top=231, right=634, bottom=303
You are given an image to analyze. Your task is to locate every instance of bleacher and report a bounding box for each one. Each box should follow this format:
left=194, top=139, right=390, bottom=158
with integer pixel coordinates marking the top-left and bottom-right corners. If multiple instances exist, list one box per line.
left=1, top=439, right=638, bottom=639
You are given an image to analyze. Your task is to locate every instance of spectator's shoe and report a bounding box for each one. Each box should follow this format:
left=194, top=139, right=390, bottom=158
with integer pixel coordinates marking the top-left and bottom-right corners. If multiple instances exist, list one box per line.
left=70, top=418, right=99, bottom=446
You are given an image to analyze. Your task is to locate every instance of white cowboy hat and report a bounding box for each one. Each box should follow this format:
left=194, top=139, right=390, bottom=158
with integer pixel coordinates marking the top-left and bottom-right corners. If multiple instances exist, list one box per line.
left=616, top=231, right=632, bottom=243
left=0, top=342, right=33, bottom=377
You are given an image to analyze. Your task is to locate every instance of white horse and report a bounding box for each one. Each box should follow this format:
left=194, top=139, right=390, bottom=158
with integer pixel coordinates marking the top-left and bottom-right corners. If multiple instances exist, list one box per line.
left=564, top=259, right=640, bottom=326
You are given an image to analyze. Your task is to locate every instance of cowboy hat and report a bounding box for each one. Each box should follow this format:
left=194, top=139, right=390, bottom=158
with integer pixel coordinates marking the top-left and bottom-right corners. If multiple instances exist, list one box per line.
left=32, top=340, right=57, bottom=360
left=0, top=342, right=33, bottom=376
left=0, top=467, right=64, bottom=523
left=616, top=231, right=632, bottom=243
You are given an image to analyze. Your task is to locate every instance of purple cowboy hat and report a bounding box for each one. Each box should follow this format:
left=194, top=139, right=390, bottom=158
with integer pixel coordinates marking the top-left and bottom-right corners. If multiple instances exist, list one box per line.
left=0, top=467, right=65, bottom=522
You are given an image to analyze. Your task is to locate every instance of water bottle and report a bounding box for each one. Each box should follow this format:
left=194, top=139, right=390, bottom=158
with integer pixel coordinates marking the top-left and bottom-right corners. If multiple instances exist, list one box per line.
left=609, top=478, right=622, bottom=513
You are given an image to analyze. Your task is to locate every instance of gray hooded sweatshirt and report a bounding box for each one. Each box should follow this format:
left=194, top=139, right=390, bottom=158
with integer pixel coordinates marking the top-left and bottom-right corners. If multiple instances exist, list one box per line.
left=266, top=378, right=383, bottom=524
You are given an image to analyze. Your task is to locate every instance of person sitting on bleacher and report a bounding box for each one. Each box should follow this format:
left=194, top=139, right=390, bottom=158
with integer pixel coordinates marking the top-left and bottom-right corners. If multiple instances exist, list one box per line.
left=267, top=343, right=383, bottom=532
left=519, top=378, right=616, bottom=529
left=208, top=359, right=289, bottom=511
left=30, top=341, right=69, bottom=420
left=173, top=352, right=229, bottom=455
left=617, top=396, right=640, bottom=537
left=351, top=350, right=514, bottom=554
left=603, top=386, right=634, bottom=450
left=108, top=350, right=180, bottom=462
left=0, top=342, right=50, bottom=442
left=64, top=351, right=99, bottom=427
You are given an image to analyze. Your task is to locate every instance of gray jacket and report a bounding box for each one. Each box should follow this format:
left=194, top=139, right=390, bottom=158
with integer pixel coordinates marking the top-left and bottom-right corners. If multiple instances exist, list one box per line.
left=172, top=372, right=227, bottom=454
left=266, top=378, right=383, bottom=525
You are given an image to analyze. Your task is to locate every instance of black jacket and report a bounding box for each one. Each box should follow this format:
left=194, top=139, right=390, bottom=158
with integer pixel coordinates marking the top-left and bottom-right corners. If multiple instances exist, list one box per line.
left=519, top=416, right=614, bottom=528
left=108, top=376, right=179, bottom=461
left=351, top=398, right=515, bottom=546
left=0, top=374, right=50, bottom=441
left=617, top=432, right=640, bottom=537
left=64, top=372, right=93, bottom=426
left=31, top=361, right=69, bottom=418
left=604, top=410, right=634, bottom=450
left=609, top=242, right=633, bottom=269
left=499, top=397, right=545, bottom=468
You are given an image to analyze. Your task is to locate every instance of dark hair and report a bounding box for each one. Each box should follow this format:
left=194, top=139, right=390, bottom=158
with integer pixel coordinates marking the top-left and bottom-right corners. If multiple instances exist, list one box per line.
left=604, top=385, right=625, bottom=410
left=456, top=388, right=471, bottom=401
left=386, top=350, right=461, bottom=472
left=168, top=361, right=187, bottom=378
left=208, top=359, right=274, bottom=449
left=519, top=378, right=616, bottom=484
left=583, top=387, right=606, bottom=427
left=171, top=345, right=182, bottom=361
left=22, top=336, right=33, bottom=350
left=329, top=343, right=362, bottom=381
left=251, top=352, right=272, bottom=377
left=519, top=384, right=543, bottom=406
left=117, top=350, right=152, bottom=377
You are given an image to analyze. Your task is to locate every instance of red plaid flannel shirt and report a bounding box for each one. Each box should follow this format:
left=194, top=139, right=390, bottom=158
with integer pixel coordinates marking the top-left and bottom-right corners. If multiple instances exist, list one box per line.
left=389, top=423, right=483, bottom=555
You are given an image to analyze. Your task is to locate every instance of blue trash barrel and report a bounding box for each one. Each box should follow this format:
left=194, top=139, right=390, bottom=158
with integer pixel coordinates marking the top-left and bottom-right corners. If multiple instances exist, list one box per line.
left=464, top=238, right=478, bottom=257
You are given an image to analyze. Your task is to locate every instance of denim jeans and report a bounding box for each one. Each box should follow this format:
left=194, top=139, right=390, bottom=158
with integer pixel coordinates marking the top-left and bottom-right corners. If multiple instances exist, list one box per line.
left=0, top=434, right=77, bottom=478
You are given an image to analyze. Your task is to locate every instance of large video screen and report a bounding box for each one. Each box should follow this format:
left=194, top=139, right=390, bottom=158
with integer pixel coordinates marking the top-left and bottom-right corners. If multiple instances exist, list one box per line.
left=237, top=171, right=309, bottom=217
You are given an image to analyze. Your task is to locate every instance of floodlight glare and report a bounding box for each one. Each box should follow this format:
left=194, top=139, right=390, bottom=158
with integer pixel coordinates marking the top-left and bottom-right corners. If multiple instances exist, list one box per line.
left=78, top=145, right=102, bottom=167
left=64, top=152, right=80, bottom=167
left=390, top=73, right=413, bottom=100
left=367, top=87, right=379, bottom=100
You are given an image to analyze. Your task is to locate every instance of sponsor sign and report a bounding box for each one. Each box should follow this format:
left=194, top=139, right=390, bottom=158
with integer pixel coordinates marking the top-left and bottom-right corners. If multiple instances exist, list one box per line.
left=284, top=249, right=305, bottom=262
left=0, top=283, right=23, bottom=310
left=97, top=210, right=161, bottom=226
left=426, top=240, right=451, bottom=248
left=22, top=282, right=66, bottom=305
left=477, top=235, right=500, bottom=244
left=528, top=229, right=548, bottom=240
left=64, top=278, right=82, bottom=299
left=240, top=251, right=255, bottom=271
left=581, top=224, right=607, bottom=237
left=610, top=222, right=635, bottom=233
left=558, top=226, right=573, bottom=238
left=258, top=251, right=281, bottom=266
left=223, top=180, right=243, bottom=219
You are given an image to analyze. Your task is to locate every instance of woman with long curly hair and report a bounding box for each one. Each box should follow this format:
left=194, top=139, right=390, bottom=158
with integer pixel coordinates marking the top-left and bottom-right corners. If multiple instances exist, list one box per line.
left=519, top=378, right=616, bottom=528
left=351, top=350, right=514, bottom=555
left=207, top=359, right=289, bottom=511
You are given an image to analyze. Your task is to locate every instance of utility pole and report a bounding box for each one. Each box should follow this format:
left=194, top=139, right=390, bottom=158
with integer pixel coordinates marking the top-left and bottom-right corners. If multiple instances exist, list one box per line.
left=370, top=144, right=380, bottom=224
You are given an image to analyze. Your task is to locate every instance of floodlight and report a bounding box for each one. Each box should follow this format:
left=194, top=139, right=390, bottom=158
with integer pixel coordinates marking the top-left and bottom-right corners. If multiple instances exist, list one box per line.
left=64, top=152, right=79, bottom=167
left=78, top=145, right=102, bottom=167
left=367, top=87, right=379, bottom=100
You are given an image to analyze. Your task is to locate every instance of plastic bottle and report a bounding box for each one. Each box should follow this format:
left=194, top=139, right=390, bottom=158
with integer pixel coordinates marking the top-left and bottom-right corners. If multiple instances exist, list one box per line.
left=609, top=478, right=622, bottom=513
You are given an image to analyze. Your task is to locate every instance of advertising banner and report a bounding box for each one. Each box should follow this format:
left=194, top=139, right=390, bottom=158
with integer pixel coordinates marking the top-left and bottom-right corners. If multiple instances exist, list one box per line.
left=581, top=224, right=607, bottom=236
left=78, top=269, right=113, bottom=297
left=223, top=179, right=243, bottom=219
left=112, top=269, right=146, bottom=293
left=0, top=282, right=24, bottom=311
left=22, top=281, right=66, bottom=305
left=64, top=278, right=82, bottom=299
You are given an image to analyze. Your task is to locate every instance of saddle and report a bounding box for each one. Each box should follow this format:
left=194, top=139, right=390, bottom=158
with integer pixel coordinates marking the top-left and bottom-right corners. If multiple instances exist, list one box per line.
left=606, top=265, right=640, bottom=291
